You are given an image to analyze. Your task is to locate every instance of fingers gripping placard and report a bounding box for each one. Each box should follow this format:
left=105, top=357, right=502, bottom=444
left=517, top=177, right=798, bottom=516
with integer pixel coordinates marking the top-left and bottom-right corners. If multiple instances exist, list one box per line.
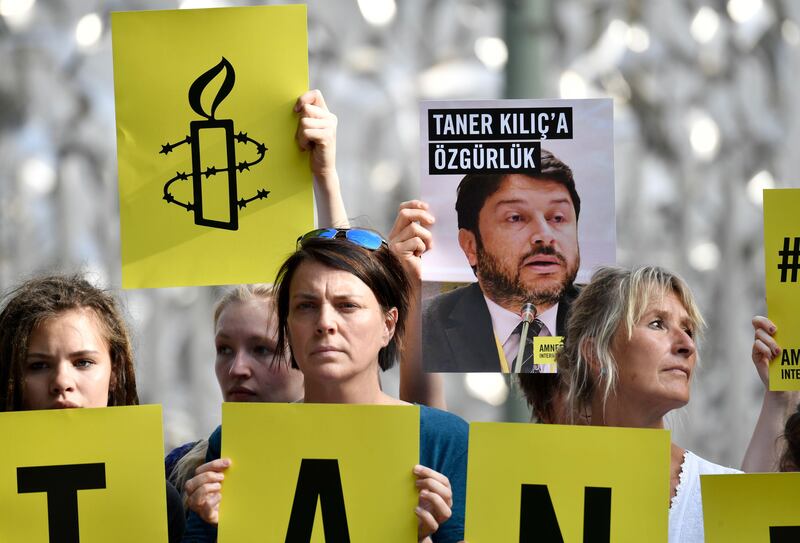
left=465, top=423, right=670, bottom=543
left=0, top=406, right=167, bottom=542
left=219, top=403, right=419, bottom=542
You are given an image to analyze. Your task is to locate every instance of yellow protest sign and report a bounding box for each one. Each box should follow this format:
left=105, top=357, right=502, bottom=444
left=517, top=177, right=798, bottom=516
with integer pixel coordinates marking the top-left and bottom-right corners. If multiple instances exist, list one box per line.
left=219, top=403, right=419, bottom=542
left=465, top=423, right=670, bottom=542
left=112, top=5, right=312, bottom=289
left=702, top=472, right=800, bottom=542
left=764, top=189, right=800, bottom=390
left=0, top=405, right=167, bottom=542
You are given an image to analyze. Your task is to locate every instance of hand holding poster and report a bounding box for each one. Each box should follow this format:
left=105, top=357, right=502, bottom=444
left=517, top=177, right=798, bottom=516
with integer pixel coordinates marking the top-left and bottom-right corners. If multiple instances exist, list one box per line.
left=465, top=422, right=670, bottom=543
left=763, top=189, right=800, bottom=390
left=112, top=5, right=313, bottom=288
left=219, top=403, right=419, bottom=542
left=419, top=99, right=616, bottom=373
left=0, top=405, right=167, bottom=542
left=701, top=472, right=800, bottom=542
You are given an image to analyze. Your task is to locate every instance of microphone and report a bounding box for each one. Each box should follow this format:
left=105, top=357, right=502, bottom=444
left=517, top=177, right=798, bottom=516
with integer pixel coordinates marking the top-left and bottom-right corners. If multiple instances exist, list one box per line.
left=512, top=303, right=538, bottom=373
left=520, top=302, right=536, bottom=323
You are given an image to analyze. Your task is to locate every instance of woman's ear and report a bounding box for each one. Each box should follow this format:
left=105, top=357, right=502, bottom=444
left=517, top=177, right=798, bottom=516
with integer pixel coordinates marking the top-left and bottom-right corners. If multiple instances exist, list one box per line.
left=580, top=338, right=601, bottom=378
left=382, top=307, right=398, bottom=347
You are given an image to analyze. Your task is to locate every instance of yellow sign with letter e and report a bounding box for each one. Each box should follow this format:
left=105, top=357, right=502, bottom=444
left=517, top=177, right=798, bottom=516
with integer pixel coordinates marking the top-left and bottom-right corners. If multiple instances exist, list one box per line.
left=702, top=472, right=800, bottom=542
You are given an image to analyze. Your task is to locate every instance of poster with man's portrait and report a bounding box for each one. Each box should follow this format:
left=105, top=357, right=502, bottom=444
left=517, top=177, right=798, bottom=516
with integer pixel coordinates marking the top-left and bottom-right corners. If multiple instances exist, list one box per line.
left=420, top=99, right=616, bottom=373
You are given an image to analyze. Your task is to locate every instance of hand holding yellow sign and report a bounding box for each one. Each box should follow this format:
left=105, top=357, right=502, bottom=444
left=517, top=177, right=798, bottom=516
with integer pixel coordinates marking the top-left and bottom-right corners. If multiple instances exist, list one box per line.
left=112, top=5, right=313, bottom=288
left=465, top=422, right=670, bottom=542
left=0, top=405, right=167, bottom=542
left=763, top=189, right=800, bottom=390
left=701, top=472, right=800, bottom=542
left=218, top=403, right=419, bottom=542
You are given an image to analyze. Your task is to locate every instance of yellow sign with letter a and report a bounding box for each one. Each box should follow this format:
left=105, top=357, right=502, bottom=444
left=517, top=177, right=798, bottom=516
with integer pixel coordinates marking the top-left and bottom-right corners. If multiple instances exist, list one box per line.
left=112, top=5, right=312, bottom=288
left=0, top=405, right=167, bottom=542
left=219, top=403, right=419, bottom=542
left=764, top=189, right=800, bottom=390
left=465, top=423, right=670, bottom=542
left=702, top=472, right=800, bottom=542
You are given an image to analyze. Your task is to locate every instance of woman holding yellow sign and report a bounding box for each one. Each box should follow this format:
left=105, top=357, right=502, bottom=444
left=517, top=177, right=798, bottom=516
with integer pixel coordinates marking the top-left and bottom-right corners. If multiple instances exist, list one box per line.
left=182, top=231, right=468, bottom=543
left=530, top=266, right=741, bottom=543
left=166, top=88, right=350, bottom=499
left=0, top=274, right=186, bottom=542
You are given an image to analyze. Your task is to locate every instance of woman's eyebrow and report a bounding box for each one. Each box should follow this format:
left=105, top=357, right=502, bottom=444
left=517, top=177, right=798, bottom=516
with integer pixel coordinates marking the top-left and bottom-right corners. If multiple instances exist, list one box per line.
left=26, top=349, right=101, bottom=358
left=290, top=292, right=319, bottom=300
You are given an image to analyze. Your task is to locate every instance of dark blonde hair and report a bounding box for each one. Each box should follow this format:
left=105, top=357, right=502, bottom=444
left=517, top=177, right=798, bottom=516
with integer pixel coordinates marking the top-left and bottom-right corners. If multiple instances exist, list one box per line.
left=520, top=266, right=704, bottom=423
left=0, top=274, right=139, bottom=410
left=213, top=284, right=275, bottom=328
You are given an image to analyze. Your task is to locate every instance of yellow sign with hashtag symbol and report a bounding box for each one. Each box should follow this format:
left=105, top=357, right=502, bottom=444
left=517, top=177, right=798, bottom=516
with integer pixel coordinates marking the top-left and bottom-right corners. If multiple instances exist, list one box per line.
left=764, top=189, right=800, bottom=390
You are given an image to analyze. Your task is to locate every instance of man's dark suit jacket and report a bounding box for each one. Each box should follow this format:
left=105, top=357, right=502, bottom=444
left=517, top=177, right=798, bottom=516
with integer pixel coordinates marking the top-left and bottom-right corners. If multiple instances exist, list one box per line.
left=421, top=282, right=580, bottom=372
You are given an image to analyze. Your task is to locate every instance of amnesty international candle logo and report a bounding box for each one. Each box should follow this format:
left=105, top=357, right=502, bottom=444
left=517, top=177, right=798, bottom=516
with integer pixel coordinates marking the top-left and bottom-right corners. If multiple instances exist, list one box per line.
left=112, top=5, right=312, bottom=289
left=160, top=57, right=269, bottom=231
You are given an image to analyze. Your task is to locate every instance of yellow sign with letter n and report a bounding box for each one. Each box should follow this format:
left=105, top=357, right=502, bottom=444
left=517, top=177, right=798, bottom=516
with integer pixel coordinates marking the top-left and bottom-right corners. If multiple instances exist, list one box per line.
left=465, top=422, right=670, bottom=542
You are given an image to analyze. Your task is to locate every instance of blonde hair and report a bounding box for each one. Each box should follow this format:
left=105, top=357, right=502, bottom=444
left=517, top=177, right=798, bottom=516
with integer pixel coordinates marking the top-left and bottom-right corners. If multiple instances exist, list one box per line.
left=559, top=266, right=705, bottom=423
left=213, top=284, right=274, bottom=328
left=168, top=439, right=209, bottom=511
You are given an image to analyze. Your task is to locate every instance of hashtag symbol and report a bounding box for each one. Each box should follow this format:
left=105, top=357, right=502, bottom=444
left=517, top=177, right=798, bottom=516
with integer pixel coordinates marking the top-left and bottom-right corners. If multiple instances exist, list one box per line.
left=778, top=237, right=800, bottom=283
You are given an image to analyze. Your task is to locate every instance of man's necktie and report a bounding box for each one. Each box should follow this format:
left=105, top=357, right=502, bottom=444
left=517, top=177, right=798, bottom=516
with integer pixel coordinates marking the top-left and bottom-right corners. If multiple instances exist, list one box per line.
left=512, top=318, right=545, bottom=373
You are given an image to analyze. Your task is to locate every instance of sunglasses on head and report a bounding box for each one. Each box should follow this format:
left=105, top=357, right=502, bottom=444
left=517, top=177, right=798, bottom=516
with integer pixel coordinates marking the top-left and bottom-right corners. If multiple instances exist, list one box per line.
left=296, top=228, right=388, bottom=251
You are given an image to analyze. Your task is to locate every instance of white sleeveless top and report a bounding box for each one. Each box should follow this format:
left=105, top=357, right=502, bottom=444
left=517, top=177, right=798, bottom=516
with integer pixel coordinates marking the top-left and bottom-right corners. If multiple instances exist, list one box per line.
left=668, top=450, right=741, bottom=542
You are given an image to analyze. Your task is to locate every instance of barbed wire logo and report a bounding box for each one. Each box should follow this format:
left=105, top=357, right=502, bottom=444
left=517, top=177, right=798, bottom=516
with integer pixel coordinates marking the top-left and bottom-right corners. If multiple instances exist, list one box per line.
left=778, top=236, right=800, bottom=283
left=159, top=57, right=268, bottom=231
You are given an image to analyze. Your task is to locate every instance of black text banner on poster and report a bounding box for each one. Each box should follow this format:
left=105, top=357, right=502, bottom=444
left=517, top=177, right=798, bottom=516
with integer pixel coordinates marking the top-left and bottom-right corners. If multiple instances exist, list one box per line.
left=427, top=108, right=573, bottom=141
left=429, top=142, right=541, bottom=175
